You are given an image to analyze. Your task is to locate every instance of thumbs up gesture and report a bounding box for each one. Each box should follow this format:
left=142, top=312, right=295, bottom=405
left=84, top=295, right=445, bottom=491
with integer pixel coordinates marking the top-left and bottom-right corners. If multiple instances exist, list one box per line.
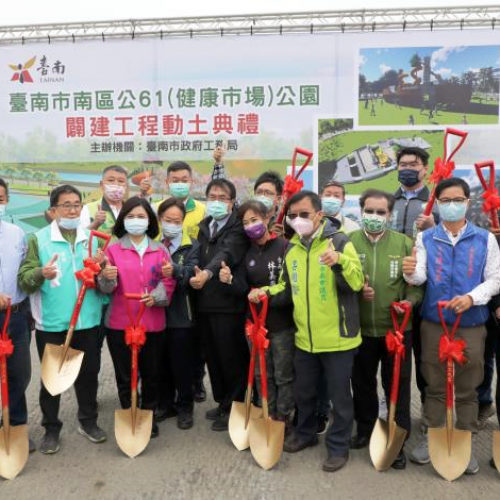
left=92, top=204, right=107, bottom=229
left=219, top=261, right=233, bottom=284
left=101, top=256, right=118, bottom=281
left=162, top=258, right=174, bottom=278
left=362, top=274, right=375, bottom=301
left=402, top=246, right=418, bottom=276
left=319, top=240, right=339, bottom=267
left=42, top=254, right=59, bottom=280
left=189, top=266, right=209, bottom=290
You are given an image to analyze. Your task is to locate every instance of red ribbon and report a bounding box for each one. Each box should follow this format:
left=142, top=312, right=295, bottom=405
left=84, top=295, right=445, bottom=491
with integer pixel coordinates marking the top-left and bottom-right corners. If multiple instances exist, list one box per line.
left=282, top=174, right=304, bottom=201
left=75, top=258, right=101, bottom=289
left=245, top=319, right=269, bottom=350
left=438, top=334, right=467, bottom=366
left=481, top=187, right=500, bottom=213
left=125, top=325, right=147, bottom=347
left=386, top=329, right=405, bottom=359
left=0, top=338, right=13, bottom=358
left=429, top=157, right=455, bottom=185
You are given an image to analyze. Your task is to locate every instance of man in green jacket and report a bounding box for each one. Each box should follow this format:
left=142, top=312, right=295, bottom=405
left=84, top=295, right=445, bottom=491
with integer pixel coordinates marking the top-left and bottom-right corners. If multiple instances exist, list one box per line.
left=349, top=189, right=423, bottom=469
left=250, top=190, right=364, bottom=473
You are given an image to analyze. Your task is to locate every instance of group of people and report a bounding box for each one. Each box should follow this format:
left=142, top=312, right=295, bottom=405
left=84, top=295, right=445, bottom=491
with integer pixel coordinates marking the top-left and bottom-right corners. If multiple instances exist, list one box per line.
left=1, top=145, right=500, bottom=476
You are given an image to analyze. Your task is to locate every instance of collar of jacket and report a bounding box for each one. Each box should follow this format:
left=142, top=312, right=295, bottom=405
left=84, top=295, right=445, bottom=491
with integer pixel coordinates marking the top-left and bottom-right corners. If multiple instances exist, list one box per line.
left=119, top=234, right=163, bottom=252
left=185, top=196, right=196, bottom=212
left=199, top=209, right=238, bottom=238
left=394, top=184, right=430, bottom=201
left=50, top=220, right=88, bottom=245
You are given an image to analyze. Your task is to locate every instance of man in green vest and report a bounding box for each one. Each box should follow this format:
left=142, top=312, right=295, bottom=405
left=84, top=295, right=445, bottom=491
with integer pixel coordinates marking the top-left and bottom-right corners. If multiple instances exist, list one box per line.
left=18, top=185, right=107, bottom=455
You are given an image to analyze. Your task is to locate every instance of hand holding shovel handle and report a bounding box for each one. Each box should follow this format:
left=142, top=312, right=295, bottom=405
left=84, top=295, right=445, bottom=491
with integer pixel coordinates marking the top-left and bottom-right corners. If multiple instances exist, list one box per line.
left=276, top=147, right=313, bottom=224
left=0, top=301, right=13, bottom=453
left=474, top=160, right=500, bottom=229
left=424, top=128, right=468, bottom=217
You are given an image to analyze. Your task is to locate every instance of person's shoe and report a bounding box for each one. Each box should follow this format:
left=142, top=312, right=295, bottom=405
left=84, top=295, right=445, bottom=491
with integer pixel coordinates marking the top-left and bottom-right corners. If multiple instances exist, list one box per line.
left=490, top=457, right=497, bottom=469
left=465, top=454, right=479, bottom=475
left=194, top=381, right=207, bottom=403
left=177, top=411, right=194, bottom=430
left=350, top=434, right=370, bottom=449
left=205, top=406, right=223, bottom=421
left=283, top=434, right=319, bottom=453
left=317, top=413, right=330, bottom=435
left=151, top=422, right=159, bottom=438
left=409, top=432, right=430, bottom=465
left=39, top=431, right=60, bottom=455
left=322, top=452, right=349, bottom=472
left=391, top=450, right=407, bottom=470
left=211, top=412, right=229, bottom=432
left=29, top=438, right=36, bottom=453
left=77, top=423, right=107, bottom=443
left=477, top=403, right=496, bottom=430
left=155, top=406, right=177, bottom=423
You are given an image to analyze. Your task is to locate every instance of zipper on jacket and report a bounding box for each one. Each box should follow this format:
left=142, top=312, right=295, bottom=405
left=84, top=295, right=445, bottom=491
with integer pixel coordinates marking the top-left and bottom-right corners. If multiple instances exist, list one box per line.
left=371, top=240, right=377, bottom=335
left=186, top=295, right=193, bottom=322
left=402, top=200, right=409, bottom=236
left=306, top=246, right=313, bottom=352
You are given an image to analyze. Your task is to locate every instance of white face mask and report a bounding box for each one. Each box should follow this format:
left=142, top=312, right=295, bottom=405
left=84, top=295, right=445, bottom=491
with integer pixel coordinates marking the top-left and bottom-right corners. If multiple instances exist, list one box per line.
left=104, top=184, right=126, bottom=202
left=124, top=218, right=149, bottom=236
left=58, top=217, right=81, bottom=230
left=286, top=216, right=315, bottom=237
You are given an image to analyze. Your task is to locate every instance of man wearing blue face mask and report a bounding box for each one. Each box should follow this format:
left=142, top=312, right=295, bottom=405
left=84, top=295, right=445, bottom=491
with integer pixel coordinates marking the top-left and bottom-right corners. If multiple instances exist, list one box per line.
left=18, top=185, right=107, bottom=454
left=253, top=171, right=284, bottom=234
left=403, top=177, right=500, bottom=474
left=321, top=181, right=360, bottom=234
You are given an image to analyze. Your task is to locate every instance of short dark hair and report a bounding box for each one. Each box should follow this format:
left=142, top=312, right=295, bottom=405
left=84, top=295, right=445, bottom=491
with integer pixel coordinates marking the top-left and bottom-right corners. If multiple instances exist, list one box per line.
left=50, top=184, right=82, bottom=207
left=102, top=165, right=128, bottom=177
left=254, top=171, right=284, bottom=196
left=238, top=199, right=268, bottom=220
left=287, top=190, right=322, bottom=213
left=205, top=178, right=236, bottom=200
left=359, top=189, right=395, bottom=212
left=435, top=177, right=470, bottom=199
left=113, top=196, right=159, bottom=239
left=321, top=180, right=345, bottom=197
left=167, top=161, right=192, bottom=176
left=0, top=178, right=9, bottom=198
left=157, top=197, right=186, bottom=219
left=396, top=147, right=430, bottom=166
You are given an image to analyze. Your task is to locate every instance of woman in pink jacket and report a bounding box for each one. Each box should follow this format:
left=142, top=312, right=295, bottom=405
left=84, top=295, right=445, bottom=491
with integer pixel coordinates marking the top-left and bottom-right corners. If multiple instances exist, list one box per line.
left=99, top=196, right=176, bottom=438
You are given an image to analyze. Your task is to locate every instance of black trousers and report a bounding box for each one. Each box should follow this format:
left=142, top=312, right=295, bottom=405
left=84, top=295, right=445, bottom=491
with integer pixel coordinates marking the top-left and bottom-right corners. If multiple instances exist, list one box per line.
left=192, top=324, right=206, bottom=386
left=294, top=347, right=356, bottom=457
left=158, top=327, right=195, bottom=412
left=199, top=313, right=249, bottom=412
left=352, top=332, right=412, bottom=439
left=35, top=327, right=100, bottom=433
left=412, top=310, right=426, bottom=404
left=106, top=328, right=164, bottom=411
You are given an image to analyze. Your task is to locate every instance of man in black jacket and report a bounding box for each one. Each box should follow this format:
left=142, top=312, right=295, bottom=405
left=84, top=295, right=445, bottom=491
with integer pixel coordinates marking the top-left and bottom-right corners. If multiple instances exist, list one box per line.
left=190, top=179, right=250, bottom=431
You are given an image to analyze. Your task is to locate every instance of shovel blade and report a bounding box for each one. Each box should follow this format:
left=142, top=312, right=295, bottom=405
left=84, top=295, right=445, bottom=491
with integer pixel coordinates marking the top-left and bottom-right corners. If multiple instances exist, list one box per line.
left=41, top=343, right=84, bottom=396
left=369, top=418, right=407, bottom=471
left=429, top=426, right=471, bottom=481
left=492, top=430, right=500, bottom=472
left=229, top=402, right=262, bottom=451
left=115, top=408, right=153, bottom=458
left=248, top=417, right=285, bottom=470
left=0, top=425, right=29, bottom=480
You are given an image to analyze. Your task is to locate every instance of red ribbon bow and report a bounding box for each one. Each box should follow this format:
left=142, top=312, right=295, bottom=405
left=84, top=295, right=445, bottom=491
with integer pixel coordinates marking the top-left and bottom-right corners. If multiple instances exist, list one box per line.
left=438, top=335, right=468, bottom=365
left=386, top=329, right=405, bottom=359
left=282, top=174, right=304, bottom=200
left=481, top=187, right=500, bottom=213
left=429, top=157, right=455, bottom=185
left=125, top=325, right=147, bottom=347
left=245, top=320, right=269, bottom=350
left=75, top=258, right=101, bottom=289
left=0, top=338, right=13, bottom=358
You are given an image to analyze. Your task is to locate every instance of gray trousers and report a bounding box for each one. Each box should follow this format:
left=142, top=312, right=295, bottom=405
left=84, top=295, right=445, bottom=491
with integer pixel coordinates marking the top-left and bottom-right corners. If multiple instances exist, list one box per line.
left=420, top=319, right=486, bottom=432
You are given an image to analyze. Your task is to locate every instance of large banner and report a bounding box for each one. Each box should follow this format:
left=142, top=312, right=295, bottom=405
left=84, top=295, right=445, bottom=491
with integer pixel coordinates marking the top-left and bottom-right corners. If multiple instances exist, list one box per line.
left=0, top=29, right=499, bottom=231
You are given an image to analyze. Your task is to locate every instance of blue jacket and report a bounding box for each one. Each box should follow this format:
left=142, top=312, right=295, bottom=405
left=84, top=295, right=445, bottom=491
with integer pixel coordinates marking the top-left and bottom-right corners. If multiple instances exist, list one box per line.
left=421, top=222, right=489, bottom=327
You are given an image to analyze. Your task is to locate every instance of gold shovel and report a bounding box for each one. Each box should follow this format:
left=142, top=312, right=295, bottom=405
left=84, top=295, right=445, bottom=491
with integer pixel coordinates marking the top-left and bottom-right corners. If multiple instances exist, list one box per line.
left=0, top=302, right=29, bottom=480
left=493, top=430, right=500, bottom=472
left=41, top=231, right=111, bottom=396
left=247, top=296, right=285, bottom=470
left=428, top=301, right=471, bottom=482
left=115, top=294, right=152, bottom=458
left=370, top=302, right=411, bottom=471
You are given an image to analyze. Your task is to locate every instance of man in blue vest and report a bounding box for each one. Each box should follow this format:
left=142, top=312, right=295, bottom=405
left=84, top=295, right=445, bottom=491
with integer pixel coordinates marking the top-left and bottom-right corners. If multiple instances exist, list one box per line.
left=403, top=177, right=500, bottom=474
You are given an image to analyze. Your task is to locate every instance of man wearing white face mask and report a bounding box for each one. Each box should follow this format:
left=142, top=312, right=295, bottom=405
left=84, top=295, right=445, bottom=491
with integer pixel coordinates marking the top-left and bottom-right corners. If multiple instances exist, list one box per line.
left=321, top=181, right=360, bottom=234
left=80, top=165, right=129, bottom=234
left=403, top=177, right=500, bottom=474
left=18, top=185, right=108, bottom=454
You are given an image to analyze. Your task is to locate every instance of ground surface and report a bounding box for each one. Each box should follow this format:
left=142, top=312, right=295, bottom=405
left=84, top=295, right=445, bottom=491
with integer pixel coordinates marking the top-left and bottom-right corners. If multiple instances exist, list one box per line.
left=0, top=340, right=499, bottom=499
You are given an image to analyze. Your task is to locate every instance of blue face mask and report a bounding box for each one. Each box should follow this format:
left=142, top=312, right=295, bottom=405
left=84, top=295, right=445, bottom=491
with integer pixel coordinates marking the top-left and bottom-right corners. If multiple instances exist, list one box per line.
left=124, top=218, right=149, bottom=235
left=169, top=182, right=190, bottom=199
left=162, top=222, right=183, bottom=239
left=438, top=201, right=468, bottom=222
left=322, top=197, right=343, bottom=216
left=206, top=200, right=229, bottom=221
left=58, top=217, right=80, bottom=230
left=253, top=195, right=275, bottom=212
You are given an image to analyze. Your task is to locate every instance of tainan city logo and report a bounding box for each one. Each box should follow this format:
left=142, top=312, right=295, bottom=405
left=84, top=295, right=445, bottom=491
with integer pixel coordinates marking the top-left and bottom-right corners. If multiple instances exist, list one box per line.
left=9, top=56, right=36, bottom=83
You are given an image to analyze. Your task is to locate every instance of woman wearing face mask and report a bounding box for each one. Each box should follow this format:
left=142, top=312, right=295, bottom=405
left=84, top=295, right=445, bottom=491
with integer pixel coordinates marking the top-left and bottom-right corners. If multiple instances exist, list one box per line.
left=98, top=196, right=176, bottom=438
left=218, top=200, right=296, bottom=429
left=154, top=198, right=200, bottom=430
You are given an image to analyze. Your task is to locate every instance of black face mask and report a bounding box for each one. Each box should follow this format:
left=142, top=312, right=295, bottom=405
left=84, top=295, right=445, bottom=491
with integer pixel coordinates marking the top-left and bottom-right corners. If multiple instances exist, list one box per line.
left=398, top=169, right=421, bottom=187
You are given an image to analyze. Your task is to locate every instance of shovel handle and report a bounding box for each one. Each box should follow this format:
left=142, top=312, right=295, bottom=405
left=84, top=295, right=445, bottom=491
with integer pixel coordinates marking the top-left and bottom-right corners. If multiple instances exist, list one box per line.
left=291, top=147, right=314, bottom=179
left=0, top=356, right=8, bottom=409
left=124, top=293, right=143, bottom=300
left=68, top=283, right=87, bottom=331
left=89, top=230, right=112, bottom=257
left=131, top=344, right=139, bottom=392
left=258, top=345, right=268, bottom=401
left=1, top=301, right=12, bottom=342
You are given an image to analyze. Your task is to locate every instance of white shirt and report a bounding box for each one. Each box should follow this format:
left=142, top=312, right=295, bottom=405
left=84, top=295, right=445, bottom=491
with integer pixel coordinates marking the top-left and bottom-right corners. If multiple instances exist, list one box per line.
left=405, top=222, right=500, bottom=305
left=80, top=201, right=120, bottom=229
left=337, top=213, right=360, bottom=234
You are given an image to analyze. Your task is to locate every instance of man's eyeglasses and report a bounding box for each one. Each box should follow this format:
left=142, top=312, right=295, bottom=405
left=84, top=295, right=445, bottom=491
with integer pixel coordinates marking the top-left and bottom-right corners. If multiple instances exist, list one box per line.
left=255, top=189, right=277, bottom=197
left=56, top=203, right=82, bottom=212
left=363, top=209, right=388, bottom=216
left=287, top=211, right=314, bottom=220
left=437, top=197, right=468, bottom=205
